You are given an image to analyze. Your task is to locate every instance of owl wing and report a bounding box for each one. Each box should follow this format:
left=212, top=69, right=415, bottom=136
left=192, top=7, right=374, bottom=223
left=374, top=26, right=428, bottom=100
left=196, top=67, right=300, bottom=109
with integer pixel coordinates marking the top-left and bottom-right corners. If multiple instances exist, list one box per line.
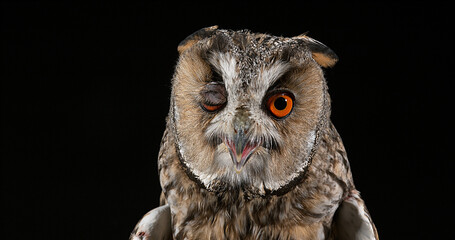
left=129, top=204, right=172, bottom=240
left=330, top=190, right=379, bottom=240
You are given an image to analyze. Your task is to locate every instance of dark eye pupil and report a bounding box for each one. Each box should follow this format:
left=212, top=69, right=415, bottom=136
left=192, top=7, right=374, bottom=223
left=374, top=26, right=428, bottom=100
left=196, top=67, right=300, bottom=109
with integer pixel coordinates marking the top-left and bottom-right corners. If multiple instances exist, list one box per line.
left=274, top=97, right=287, bottom=110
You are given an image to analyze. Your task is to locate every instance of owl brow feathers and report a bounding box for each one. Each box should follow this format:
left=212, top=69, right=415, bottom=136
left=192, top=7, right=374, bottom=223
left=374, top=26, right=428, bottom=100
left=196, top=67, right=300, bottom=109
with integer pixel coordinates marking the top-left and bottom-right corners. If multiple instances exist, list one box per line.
left=177, top=25, right=338, bottom=69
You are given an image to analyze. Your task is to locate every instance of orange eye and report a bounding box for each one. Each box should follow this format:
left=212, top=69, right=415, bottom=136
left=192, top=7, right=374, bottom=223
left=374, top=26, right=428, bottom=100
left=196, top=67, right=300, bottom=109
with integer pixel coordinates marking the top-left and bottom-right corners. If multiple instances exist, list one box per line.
left=266, top=92, right=294, bottom=118
left=200, top=82, right=227, bottom=112
left=201, top=103, right=224, bottom=112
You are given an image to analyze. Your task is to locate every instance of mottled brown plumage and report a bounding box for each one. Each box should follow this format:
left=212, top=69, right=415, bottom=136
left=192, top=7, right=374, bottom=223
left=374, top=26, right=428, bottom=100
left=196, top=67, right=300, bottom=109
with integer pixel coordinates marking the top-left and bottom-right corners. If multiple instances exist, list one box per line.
left=131, top=26, right=378, bottom=240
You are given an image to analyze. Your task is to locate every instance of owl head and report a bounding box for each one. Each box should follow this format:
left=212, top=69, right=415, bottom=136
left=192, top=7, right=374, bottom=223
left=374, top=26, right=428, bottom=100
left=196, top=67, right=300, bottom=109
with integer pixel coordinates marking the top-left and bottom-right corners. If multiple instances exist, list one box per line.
left=170, top=26, right=338, bottom=196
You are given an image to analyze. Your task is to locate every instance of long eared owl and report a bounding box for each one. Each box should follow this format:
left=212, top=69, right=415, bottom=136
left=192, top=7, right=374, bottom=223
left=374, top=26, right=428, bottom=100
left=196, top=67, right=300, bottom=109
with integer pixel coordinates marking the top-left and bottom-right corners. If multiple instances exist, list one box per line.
left=131, top=26, right=379, bottom=240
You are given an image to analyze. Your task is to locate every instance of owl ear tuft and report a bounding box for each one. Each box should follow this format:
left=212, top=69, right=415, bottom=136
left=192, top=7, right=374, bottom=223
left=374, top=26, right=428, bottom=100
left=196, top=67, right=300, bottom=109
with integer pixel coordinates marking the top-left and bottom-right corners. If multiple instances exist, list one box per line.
left=295, top=35, right=338, bottom=68
left=178, top=26, right=219, bottom=54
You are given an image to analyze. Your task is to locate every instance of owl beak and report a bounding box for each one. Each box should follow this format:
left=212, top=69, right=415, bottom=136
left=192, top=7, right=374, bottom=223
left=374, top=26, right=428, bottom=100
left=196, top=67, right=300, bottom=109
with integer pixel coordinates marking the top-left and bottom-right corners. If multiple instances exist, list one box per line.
left=223, top=135, right=261, bottom=172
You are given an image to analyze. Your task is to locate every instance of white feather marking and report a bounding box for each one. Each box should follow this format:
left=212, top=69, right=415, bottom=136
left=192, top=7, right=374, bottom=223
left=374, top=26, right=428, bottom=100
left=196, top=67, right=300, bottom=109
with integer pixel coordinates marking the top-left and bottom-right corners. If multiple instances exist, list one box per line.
left=253, top=61, right=290, bottom=99
left=130, top=204, right=171, bottom=240
left=209, top=52, right=237, bottom=85
left=306, top=130, right=316, bottom=151
left=260, top=61, right=290, bottom=87
left=334, top=191, right=378, bottom=240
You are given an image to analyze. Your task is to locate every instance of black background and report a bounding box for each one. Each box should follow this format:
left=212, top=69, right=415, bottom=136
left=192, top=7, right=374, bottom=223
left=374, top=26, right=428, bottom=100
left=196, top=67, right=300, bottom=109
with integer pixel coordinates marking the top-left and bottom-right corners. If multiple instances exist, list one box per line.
left=1, top=1, right=453, bottom=239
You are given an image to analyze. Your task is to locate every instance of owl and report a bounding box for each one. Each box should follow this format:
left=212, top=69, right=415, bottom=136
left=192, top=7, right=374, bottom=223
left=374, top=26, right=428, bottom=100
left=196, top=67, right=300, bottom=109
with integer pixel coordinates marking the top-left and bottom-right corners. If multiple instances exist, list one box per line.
left=130, top=26, right=379, bottom=240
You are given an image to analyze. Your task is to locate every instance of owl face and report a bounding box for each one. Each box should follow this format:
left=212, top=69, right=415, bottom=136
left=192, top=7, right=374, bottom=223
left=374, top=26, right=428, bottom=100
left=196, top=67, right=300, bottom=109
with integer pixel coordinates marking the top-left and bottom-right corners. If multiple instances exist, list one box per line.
left=171, top=27, right=337, bottom=196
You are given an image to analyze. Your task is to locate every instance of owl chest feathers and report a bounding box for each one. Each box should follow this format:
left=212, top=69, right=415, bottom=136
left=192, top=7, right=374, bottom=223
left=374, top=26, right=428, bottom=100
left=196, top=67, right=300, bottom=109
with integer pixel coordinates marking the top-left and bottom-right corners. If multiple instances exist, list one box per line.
left=159, top=122, right=352, bottom=239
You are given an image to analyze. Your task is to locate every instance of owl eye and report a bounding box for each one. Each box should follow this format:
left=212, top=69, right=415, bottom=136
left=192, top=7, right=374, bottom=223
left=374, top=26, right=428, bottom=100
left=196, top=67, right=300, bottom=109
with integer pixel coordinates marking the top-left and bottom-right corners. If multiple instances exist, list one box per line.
left=201, top=102, right=224, bottom=112
left=266, top=91, right=294, bottom=119
left=200, top=82, right=227, bottom=112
